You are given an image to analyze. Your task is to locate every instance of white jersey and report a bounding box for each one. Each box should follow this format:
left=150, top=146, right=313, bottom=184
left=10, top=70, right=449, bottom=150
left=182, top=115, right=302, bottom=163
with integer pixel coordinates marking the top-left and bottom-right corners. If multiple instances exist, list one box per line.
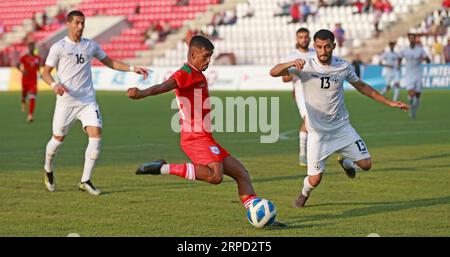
left=45, top=36, right=107, bottom=107
left=288, top=55, right=360, bottom=132
left=399, top=45, right=427, bottom=79
left=284, top=48, right=316, bottom=84
left=381, top=50, right=400, bottom=76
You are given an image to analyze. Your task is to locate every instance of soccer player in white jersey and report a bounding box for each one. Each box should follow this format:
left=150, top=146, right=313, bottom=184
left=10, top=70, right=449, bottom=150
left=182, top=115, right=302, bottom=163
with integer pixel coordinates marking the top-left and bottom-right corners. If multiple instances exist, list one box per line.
left=398, top=33, right=431, bottom=119
left=380, top=41, right=401, bottom=101
left=270, top=29, right=409, bottom=208
left=282, top=27, right=315, bottom=167
left=41, top=10, right=148, bottom=195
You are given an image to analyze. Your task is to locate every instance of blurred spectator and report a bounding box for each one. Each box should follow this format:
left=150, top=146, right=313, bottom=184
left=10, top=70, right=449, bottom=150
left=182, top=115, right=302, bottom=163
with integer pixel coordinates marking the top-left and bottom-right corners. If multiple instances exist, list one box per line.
left=444, top=39, right=450, bottom=63
left=435, top=21, right=447, bottom=36
left=353, top=0, right=364, bottom=13
left=382, top=0, right=393, bottom=13
left=351, top=53, right=364, bottom=78
left=158, top=21, right=172, bottom=40
left=443, top=0, right=450, bottom=8
left=432, top=36, right=444, bottom=64
left=274, top=1, right=291, bottom=17
left=176, top=0, right=189, bottom=6
left=210, top=26, right=220, bottom=40
left=42, top=12, right=48, bottom=27
left=134, top=3, right=141, bottom=14
left=363, top=0, right=372, bottom=13
left=54, top=6, right=67, bottom=25
left=31, top=13, right=42, bottom=32
left=301, top=1, right=311, bottom=22
left=374, top=9, right=382, bottom=37
left=288, top=1, right=301, bottom=24
left=242, top=1, right=255, bottom=19
left=222, top=9, right=237, bottom=25
left=144, top=23, right=160, bottom=49
left=333, top=23, right=345, bottom=47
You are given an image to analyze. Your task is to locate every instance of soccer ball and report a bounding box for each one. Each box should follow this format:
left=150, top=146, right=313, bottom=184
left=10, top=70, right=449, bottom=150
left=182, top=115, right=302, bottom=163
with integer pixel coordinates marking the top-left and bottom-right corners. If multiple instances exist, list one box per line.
left=246, top=199, right=277, bottom=228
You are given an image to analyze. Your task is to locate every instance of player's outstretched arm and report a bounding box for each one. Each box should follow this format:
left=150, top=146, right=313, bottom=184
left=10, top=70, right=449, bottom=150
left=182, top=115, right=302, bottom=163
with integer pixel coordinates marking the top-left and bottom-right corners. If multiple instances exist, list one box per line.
left=99, top=56, right=149, bottom=80
left=127, top=77, right=178, bottom=100
left=270, top=59, right=305, bottom=77
left=42, top=65, right=69, bottom=96
left=350, top=80, right=409, bottom=112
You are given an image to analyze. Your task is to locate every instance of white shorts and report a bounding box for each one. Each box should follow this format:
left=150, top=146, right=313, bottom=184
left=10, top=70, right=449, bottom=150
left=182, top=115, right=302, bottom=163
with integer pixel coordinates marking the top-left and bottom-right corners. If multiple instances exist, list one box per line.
left=307, top=124, right=371, bottom=176
left=383, top=71, right=400, bottom=86
left=402, top=75, right=422, bottom=92
left=52, top=103, right=103, bottom=136
left=294, top=84, right=307, bottom=119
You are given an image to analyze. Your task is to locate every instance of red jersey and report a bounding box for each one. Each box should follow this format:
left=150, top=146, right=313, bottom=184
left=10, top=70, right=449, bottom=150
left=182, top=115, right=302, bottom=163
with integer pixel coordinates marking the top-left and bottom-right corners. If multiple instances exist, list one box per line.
left=171, top=63, right=212, bottom=140
left=19, top=53, right=41, bottom=85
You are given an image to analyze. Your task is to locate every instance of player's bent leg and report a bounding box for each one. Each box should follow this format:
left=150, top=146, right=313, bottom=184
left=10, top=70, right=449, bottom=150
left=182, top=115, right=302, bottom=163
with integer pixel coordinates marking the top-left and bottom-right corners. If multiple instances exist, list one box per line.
left=198, top=162, right=223, bottom=185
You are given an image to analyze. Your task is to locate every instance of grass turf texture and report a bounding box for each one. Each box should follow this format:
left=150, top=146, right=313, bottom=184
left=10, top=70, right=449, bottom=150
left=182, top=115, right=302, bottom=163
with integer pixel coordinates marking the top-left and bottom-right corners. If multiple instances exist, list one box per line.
left=0, top=90, right=449, bottom=236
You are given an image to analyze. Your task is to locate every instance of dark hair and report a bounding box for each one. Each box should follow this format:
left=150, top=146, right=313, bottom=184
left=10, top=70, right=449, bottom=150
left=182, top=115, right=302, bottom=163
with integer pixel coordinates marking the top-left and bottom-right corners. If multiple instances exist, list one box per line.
left=189, top=35, right=214, bottom=50
left=296, top=27, right=309, bottom=34
left=313, top=29, right=335, bottom=42
left=67, top=10, right=85, bottom=22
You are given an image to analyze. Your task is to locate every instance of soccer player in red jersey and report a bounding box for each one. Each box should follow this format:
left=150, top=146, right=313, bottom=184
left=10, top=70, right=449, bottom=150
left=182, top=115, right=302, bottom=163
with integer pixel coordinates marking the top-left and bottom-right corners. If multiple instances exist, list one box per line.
left=17, top=42, right=42, bottom=122
left=127, top=36, right=281, bottom=222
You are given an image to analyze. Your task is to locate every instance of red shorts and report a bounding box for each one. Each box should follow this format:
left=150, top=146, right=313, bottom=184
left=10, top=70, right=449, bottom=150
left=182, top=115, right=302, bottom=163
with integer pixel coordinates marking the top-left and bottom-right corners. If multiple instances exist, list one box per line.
left=22, top=82, right=37, bottom=94
left=180, top=133, right=230, bottom=166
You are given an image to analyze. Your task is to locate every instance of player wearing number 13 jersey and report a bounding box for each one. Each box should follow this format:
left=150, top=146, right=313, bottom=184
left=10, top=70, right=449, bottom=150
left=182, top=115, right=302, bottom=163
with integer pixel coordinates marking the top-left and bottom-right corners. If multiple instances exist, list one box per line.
left=41, top=10, right=149, bottom=195
left=270, top=29, right=409, bottom=208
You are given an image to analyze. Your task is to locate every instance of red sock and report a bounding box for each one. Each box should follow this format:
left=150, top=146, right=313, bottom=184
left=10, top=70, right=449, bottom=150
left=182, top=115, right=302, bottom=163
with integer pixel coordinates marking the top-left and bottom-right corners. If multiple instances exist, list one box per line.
left=241, top=194, right=259, bottom=209
left=29, top=98, right=35, bottom=115
left=169, top=163, right=196, bottom=181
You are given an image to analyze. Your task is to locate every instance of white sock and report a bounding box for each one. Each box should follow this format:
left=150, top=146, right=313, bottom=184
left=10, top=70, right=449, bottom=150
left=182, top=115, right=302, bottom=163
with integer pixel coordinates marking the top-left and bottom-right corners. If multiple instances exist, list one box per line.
left=81, top=138, right=102, bottom=183
left=342, top=158, right=361, bottom=171
left=301, top=176, right=315, bottom=197
left=413, top=97, right=420, bottom=109
left=299, top=131, right=307, bottom=158
left=393, top=87, right=400, bottom=101
left=380, top=86, right=388, bottom=95
left=44, top=137, right=63, bottom=173
left=161, top=164, right=169, bottom=174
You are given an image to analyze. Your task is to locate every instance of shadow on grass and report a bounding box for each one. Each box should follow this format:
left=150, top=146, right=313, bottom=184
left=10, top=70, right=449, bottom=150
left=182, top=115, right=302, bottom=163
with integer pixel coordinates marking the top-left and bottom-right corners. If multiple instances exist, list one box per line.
left=294, top=196, right=450, bottom=223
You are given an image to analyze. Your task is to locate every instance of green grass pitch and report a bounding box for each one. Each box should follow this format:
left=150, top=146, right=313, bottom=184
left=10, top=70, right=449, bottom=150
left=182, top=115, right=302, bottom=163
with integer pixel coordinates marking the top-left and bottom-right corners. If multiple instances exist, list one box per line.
left=0, top=89, right=449, bottom=236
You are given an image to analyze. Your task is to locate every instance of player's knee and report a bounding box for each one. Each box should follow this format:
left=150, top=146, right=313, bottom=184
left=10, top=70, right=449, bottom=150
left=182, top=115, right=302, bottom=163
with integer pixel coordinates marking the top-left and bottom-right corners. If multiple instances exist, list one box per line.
left=209, top=174, right=223, bottom=185
left=53, top=135, right=65, bottom=142
left=358, top=159, right=372, bottom=171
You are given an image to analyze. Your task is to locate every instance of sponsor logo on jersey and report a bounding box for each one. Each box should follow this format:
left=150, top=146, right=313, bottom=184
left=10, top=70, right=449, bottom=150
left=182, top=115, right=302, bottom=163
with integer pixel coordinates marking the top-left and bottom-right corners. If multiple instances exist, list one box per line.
left=210, top=146, right=220, bottom=155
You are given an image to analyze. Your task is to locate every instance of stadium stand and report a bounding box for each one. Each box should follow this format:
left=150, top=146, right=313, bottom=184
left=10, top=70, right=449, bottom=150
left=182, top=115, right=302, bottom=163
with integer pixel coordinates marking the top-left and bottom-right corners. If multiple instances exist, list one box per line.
left=152, top=0, right=428, bottom=66
left=372, top=6, right=449, bottom=64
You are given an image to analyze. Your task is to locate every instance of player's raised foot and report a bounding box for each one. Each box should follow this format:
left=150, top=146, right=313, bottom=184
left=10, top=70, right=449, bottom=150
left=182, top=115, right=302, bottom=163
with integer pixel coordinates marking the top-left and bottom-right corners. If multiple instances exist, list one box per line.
left=27, top=114, right=33, bottom=123
left=337, top=156, right=356, bottom=179
left=44, top=171, right=56, bottom=192
left=78, top=180, right=101, bottom=195
left=135, top=159, right=167, bottom=175
left=299, top=155, right=307, bottom=167
left=292, top=194, right=309, bottom=208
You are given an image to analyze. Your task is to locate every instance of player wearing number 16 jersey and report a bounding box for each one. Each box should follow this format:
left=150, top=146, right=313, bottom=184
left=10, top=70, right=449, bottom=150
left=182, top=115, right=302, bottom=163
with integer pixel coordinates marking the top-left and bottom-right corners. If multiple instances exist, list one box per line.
left=41, top=10, right=148, bottom=195
left=270, top=29, right=409, bottom=208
